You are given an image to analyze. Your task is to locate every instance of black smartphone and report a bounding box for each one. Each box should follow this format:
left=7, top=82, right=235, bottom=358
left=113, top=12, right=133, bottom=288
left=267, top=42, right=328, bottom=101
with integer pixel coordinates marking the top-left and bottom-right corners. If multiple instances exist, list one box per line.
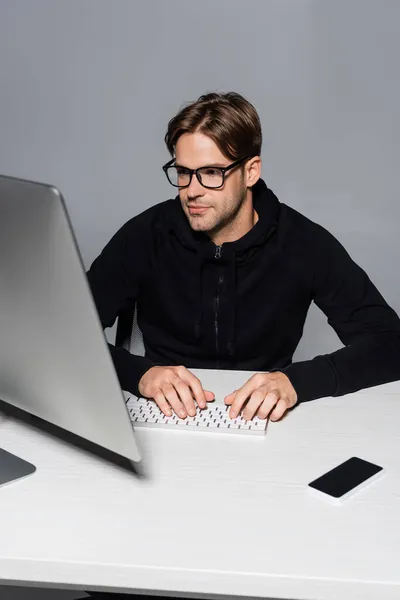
left=308, top=457, right=384, bottom=504
left=0, top=447, right=36, bottom=488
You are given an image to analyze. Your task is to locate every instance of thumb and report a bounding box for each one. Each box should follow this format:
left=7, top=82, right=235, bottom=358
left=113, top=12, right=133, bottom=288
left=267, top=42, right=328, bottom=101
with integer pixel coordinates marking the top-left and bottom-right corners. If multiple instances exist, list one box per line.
left=224, top=389, right=237, bottom=404
left=204, top=389, right=215, bottom=401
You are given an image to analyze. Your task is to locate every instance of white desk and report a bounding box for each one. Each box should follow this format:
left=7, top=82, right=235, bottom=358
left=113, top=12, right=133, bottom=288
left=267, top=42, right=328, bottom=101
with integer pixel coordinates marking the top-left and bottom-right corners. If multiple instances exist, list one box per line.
left=0, top=369, right=399, bottom=600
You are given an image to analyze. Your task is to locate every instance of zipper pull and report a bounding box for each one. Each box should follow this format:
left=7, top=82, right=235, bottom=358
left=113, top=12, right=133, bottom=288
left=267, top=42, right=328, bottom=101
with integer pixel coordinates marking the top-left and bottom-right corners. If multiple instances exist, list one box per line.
left=215, top=245, right=222, bottom=259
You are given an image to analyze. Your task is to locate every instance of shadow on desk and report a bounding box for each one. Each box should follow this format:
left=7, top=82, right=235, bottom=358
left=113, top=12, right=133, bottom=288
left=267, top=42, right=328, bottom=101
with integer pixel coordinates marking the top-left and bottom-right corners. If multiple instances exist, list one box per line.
left=0, top=586, right=285, bottom=600
left=0, top=398, right=145, bottom=480
left=0, top=585, right=87, bottom=600
left=84, top=593, right=284, bottom=600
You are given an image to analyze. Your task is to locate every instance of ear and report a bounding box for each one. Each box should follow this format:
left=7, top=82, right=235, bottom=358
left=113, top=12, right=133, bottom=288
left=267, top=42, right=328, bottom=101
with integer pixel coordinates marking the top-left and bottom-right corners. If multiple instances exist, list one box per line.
left=245, top=156, right=262, bottom=187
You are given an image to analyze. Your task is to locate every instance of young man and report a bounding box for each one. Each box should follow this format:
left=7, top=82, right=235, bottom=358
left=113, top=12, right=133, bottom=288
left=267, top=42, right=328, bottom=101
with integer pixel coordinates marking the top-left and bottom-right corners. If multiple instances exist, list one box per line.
left=87, top=91, right=400, bottom=424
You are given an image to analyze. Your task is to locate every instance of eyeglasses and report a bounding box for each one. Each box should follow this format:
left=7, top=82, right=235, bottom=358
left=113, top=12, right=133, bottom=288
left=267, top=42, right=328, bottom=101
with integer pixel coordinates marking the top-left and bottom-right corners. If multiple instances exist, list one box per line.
left=162, top=156, right=251, bottom=189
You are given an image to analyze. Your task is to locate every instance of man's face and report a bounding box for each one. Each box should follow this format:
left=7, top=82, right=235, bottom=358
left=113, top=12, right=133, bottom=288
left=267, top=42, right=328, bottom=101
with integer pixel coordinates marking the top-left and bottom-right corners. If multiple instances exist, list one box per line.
left=175, top=132, right=248, bottom=238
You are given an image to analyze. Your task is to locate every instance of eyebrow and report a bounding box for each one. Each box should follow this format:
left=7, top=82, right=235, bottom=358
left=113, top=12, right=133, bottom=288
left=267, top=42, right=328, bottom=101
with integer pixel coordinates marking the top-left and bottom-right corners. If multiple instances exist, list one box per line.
left=174, top=162, right=226, bottom=169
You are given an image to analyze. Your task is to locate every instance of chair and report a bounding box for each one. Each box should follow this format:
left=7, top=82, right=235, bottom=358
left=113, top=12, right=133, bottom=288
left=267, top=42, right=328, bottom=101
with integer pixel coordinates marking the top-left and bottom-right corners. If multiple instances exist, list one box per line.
left=115, top=305, right=145, bottom=357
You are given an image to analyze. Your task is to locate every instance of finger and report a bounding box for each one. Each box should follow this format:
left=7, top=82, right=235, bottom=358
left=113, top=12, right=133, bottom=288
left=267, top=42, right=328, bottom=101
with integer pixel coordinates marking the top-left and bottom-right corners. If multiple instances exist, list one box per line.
left=242, top=391, right=267, bottom=421
left=230, top=394, right=250, bottom=418
left=162, top=383, right=187, bottom=418
left=200, top=390, right=216, bottom=409
left=178, top=367, right=210, bottom=409
left=224, top=389, right=237, bottom=405
left=257, top=390, right=281, bottom=419
left=204, top=390, right=215, bottom=403
left=153, top=390, right=172, bottom=417
left=173, top=377, right=197, bottom=417
left=229, top=377, right=260, bottom=418
left=269, top=396, right=289, bottom=421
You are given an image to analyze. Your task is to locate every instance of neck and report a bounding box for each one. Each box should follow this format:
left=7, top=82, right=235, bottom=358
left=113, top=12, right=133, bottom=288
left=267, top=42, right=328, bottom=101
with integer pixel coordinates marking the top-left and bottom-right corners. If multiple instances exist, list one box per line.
left=211, top=188, right=258, bottom=246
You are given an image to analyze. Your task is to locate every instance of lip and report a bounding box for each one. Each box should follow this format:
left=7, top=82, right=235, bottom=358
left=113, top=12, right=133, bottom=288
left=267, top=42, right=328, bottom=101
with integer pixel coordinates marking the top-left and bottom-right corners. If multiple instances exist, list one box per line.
left=188, top=206, right=209, bottom=215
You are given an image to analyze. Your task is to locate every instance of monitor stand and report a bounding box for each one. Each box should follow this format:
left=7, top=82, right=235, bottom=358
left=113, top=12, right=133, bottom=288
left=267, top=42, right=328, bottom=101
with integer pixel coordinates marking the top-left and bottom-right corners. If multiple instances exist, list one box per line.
left=0, top=447, right=36, bottom=487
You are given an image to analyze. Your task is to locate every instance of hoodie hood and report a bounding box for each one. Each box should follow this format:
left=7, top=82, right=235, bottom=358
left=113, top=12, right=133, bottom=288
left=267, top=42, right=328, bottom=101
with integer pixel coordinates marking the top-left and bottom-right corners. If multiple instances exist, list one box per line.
left=168, top=177, right=281, bottom=256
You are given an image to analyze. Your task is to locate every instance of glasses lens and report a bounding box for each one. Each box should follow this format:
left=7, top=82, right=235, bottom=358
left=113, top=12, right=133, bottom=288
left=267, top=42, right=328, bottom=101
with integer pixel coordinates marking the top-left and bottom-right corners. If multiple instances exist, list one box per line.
left=166, top=166, right=191, bottom=187
left=198, top=167, right=224, bottom=188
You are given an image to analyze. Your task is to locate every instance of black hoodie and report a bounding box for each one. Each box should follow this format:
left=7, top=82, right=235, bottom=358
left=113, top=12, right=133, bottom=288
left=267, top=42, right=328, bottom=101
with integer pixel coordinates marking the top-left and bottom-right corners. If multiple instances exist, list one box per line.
left=87, top=179, right=400, bottom=402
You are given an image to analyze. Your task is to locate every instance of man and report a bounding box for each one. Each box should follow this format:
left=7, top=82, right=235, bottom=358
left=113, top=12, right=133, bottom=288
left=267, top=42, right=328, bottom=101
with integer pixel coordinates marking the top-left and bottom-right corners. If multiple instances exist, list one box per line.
left=87, top=91, right=400, bottom=425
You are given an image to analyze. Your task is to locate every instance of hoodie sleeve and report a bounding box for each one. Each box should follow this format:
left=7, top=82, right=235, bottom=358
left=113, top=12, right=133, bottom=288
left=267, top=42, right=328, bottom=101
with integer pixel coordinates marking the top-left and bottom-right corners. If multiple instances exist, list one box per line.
left=281, top=227, right=400, bottom=403
left=86, top=218, right=155, bottom=397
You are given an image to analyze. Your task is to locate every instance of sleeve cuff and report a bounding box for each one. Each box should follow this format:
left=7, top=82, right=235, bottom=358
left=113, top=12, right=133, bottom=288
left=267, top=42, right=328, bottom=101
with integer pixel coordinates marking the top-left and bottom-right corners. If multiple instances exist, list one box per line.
left=108, top=344, right=155, bottom=397
left=275, top=356, right=338, bottom=403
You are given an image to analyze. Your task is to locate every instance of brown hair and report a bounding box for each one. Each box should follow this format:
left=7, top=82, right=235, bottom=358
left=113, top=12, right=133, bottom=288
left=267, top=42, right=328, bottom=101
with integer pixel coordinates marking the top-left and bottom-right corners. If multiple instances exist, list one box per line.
left=165, top=92, right=262, bottom=161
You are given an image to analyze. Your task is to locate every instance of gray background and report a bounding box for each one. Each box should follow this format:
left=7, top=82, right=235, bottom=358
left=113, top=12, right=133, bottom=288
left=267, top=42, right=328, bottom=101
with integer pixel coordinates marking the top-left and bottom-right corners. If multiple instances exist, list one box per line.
left=0, top=1, right=399, bottom=598
left=1, top=0, right=399, bottom=362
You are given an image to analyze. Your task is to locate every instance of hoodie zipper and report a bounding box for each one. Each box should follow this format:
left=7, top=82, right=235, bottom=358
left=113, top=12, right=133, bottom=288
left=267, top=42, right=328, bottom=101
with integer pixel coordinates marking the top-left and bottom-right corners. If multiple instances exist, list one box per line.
left=214, top=245, right=223, bottom=367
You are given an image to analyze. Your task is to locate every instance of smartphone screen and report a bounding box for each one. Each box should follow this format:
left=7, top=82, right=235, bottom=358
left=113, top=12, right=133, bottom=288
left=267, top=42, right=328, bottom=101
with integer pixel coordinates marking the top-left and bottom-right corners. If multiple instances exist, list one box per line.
left=0, top=447, right=36, bottom=488
left=308, top=457, right=383, bottom=499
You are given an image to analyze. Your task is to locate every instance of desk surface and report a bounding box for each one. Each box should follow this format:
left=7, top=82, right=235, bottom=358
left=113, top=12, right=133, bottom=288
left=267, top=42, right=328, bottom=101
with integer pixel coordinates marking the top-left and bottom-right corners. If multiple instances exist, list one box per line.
left=0, top=369, right=399, bottom=600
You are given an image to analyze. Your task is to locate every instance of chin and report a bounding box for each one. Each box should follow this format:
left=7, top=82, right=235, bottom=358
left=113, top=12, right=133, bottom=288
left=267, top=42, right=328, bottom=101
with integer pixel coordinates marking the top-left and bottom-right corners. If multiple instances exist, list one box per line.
left=186, top=210, right=220, bottom=234
left=188, top=219, right=210, bottom=232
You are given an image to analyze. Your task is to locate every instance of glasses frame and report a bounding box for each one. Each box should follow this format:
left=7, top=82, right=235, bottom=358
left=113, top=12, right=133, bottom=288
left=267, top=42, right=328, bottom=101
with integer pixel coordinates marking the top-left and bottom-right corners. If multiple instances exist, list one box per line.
left=162, top=156, right=252, bottom=189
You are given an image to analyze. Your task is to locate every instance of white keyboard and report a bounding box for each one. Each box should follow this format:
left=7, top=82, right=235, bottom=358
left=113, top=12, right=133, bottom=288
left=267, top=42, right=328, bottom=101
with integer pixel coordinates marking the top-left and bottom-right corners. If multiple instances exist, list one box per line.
left=124, top=394, right=268, bottom=435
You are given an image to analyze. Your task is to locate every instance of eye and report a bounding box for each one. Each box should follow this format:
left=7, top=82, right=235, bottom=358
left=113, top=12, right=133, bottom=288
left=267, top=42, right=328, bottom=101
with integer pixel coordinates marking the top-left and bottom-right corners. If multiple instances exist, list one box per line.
left=203, top=168, right=221, bottom=176
left=176, top=167, right=190, bottom=176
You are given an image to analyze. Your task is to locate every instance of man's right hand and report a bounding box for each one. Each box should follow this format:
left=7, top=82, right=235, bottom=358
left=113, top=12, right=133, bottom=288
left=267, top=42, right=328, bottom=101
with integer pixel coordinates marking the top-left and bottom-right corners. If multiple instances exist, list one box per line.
left=138, top=365, right=215, bottom=418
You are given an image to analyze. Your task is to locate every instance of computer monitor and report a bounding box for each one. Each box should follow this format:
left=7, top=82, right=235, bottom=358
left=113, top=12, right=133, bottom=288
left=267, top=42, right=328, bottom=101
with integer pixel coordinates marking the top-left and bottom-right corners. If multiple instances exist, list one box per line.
left=0, top=174, right=142, bottom=481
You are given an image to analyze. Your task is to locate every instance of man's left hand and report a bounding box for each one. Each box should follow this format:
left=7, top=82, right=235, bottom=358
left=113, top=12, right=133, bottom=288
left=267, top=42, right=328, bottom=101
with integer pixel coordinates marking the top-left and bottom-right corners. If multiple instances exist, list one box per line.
left=224, top=372, right=298, bottom=421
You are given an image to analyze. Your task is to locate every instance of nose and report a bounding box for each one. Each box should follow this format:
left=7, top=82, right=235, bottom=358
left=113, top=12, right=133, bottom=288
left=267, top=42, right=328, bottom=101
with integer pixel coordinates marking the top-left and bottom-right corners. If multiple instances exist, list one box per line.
left=186, top=173, right=205, bottom=199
